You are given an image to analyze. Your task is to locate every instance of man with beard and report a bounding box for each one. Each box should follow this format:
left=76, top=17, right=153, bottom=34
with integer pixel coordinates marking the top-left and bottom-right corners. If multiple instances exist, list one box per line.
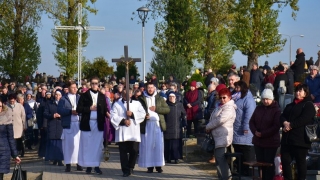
left=291, top=48, right=306, bottom=82
left=76, top=77, right=108, bottom=175
left=57, top=82, right=82, bottom=172
left=111, top=89, right=146, bottom=177
left=138, top=83, right=170, bottom=173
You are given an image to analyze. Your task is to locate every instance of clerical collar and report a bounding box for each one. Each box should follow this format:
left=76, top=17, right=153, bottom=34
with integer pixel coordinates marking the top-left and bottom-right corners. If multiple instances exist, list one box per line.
left=122, top=99, right=132, bottom=104
left=90, top=89, right=98, bottom=94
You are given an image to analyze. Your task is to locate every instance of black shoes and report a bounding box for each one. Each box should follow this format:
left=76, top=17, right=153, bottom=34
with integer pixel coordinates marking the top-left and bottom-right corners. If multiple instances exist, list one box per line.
left=147, top=169, right=153, bottom=173
left=58, top=161, right=64, bottom=166
left=123, top=172, right=130, bottom=177
left=86, top=167, right=92, bottom=174
left=94, top=167, right=102, bottom=175
left=157, top=169, right=163, bottom=173
left=52, top=161, right=58, bottom=165
left=65, top=164, right=71, bottom=172
left=175, top=160, right=179, bottom=164
left=76, top=164, right=83, bottom=171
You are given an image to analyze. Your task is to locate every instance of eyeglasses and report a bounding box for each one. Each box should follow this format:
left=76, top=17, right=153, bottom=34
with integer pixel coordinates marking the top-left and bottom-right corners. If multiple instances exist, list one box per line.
left=91, top=82, right=99, bottom=85
left=219, top=96, right=228, bottom=100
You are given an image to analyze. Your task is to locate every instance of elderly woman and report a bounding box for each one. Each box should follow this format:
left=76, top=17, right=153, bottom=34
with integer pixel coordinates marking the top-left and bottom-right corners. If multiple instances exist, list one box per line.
left=184, top=81, right=202, bottom=137
left=164, top=92, right=186, bottom=164
left=249, top=89, right=281, bottom=180
left=305, top=65, right=320, bottom=103
left=43, top=90, right=64, bottom=166
left=280, top=84, right=316, bottom=180
left=6, top=94, right=26, bottom=157
left=206, top=88, right=236, bottom=180
left=17, top=94, right=34, bottom=150
left=0, top=100, right=21, bottom=179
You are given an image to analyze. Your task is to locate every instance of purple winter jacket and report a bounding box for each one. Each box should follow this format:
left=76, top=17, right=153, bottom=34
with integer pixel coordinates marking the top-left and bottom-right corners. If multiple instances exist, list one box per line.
left=249, top=101, right=281, bottom=148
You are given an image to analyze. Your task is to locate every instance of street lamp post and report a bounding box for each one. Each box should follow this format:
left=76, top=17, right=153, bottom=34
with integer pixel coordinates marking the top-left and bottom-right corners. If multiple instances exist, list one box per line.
left=278, top=33, right=304, bottom=64
left=137, top=7, right=150, bottom=83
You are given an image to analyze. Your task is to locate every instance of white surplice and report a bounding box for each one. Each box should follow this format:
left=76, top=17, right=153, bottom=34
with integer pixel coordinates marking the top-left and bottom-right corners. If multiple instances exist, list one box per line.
left=61, top=94, right=80, bottom=164
left=111, top=99, right=146, bottom=142
left=77, top=91, right=103, bottom=167
left=138, top=92, right=165, bottom=168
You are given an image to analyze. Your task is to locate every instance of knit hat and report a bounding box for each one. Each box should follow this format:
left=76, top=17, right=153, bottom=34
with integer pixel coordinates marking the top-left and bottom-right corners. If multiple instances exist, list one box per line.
left=190, top=81, right=197, bottom=88
left=261, top=89, right=274, bottom=100
left=216, top=84, right=227, bottom=93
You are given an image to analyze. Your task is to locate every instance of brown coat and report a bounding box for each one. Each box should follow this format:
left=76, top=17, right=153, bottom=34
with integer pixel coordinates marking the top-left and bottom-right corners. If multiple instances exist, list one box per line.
left=6, top=103, right=26, bottom=139
left=242, top=71, right=250, bottom=87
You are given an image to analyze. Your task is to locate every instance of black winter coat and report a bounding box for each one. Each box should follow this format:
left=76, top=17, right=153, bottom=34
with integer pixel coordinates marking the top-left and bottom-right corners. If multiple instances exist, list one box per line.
left=76, top=90, right=107, bottom=131
left=36, top=98, right=49, bottom=129
left=0, top=124, right=18, bottom=173
left=291, top=52, right=306, bottom=79
left=205, top=72, right=214, bottom=87
left=43, top=100, right=63, bottom=139
left=164, top=101, right=186, bottom=139
left=250, top=69, right=264, bottom=91
left=280, top=96, right=316, bottom=148
left=286, top=68, right=294, bottom=94
left=249, top=101, right=281, bottom=148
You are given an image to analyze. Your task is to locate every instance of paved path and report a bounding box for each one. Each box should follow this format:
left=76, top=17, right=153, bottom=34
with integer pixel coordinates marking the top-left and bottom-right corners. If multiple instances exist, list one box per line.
left=10, top=144, right=217, bottom=180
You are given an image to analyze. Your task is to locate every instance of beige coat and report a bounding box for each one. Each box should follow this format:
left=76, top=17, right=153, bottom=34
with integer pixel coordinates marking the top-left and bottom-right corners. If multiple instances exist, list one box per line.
left=206, top=99, right=236, bottom=149
left=6, top=103, right=26, bottom=139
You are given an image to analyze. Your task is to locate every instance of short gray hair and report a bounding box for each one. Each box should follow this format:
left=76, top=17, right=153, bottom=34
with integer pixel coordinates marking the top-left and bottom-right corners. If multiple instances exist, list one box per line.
left=170, top=82, right=177, bottom=88
left=282, top=63, right=289, bottom=70
left=228, top=72, right=240, bottom=81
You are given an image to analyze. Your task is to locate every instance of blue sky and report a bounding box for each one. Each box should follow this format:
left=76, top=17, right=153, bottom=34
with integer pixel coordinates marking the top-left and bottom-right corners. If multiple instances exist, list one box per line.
left=37, top=0, right=320, bottom=77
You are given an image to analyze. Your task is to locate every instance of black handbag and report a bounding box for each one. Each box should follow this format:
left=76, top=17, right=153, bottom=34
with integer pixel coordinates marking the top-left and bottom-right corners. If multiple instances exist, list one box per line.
left=201, top=134, right=215, bottom=153
left=11, top=164, right=27, bottom=180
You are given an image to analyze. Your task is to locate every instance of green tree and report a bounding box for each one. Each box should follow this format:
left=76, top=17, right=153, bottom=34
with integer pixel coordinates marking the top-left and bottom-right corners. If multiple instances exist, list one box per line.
left=197, top=0, right=234, bottom=71
left=114, top=62, right=140, bottom=81
left=82, top=56, right=113, bottom=79
left=150, top=50, right=190, bottom=83
left=0, top=0, right=42, bottom=81
left=148, top=0, right=203, bottom=67
left=42, top=0, right=98, bottom=79
left=229, top=0, right=300, bottom=70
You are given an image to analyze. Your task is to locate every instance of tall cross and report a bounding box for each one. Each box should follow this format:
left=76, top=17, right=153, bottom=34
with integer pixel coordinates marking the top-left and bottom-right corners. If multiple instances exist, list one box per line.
left=112, top=45, right=141, bottom=111
left=55, top=3, right=105, bottom=87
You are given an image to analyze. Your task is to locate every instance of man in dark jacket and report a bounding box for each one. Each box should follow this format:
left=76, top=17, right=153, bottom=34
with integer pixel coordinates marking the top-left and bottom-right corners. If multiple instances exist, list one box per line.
left=76, top=77, right=108, bottom=174
left=250, top=63, right=264, bottom=93
left=205, top=69, right=214, bottom=87
left=283, top=63, right=294, bottom=94
left=291, top=48, right=306, bottom=82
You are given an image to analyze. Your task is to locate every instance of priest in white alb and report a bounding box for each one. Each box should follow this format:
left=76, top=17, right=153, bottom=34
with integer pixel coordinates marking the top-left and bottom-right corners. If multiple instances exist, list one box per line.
left=76, top=77, right=108, bottom=175
left=111, top=89, right=146, bottom=177
left=138, top=83, right=170, bottom=173
left=57, top=82, right=82, bottom=172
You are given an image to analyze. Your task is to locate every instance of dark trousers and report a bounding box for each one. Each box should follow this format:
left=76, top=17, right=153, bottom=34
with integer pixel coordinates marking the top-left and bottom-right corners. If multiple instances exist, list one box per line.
left=38, top=129, right=47, bottom=157
left=281, top=144, right=308, bottom=180
left=118, top=141, right=139, bottom=174
left=33, top=129, right=39, bottom=146
left=25, top=127, right=34, bottom=148
left=187, top=119, right=198, bottom=136
left=233, top=144, right=255, bottom=175
left=0, top=173, right=3, bottom=180
left=254, top=146, right=277, bottom=180
left=15, top=138, right=24, bottom=156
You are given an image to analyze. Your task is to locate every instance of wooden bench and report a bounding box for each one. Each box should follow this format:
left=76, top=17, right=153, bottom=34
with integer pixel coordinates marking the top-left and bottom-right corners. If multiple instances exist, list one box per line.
left=243, top=161, right=273, bottom=180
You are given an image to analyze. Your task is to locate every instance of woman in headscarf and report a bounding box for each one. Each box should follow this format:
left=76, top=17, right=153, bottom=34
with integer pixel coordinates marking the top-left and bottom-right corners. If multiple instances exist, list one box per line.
left=164, top=92, right=186, bottom=164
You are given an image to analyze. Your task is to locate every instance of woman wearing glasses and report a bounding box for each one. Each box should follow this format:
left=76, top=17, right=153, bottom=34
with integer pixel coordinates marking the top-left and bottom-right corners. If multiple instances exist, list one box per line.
left=206, top=87, right=236, bottom=180
left=0, top=100, right=21, bottom=180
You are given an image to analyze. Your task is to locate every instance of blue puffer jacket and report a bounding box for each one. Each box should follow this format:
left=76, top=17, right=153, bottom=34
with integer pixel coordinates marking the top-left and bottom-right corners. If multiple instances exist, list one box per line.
left=0, top=124, right=18, bottom=173
left=305, top=74, right=320, bottom=103
left=233, top=91, right=256, bottom=146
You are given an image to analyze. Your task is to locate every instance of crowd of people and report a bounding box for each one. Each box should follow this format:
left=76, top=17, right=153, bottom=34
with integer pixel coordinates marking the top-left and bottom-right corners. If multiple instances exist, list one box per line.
left=0, top=48, right=319, bottom=180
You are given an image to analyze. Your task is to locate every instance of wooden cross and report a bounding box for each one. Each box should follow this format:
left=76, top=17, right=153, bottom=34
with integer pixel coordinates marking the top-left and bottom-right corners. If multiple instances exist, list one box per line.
left=55, top=3, right=105, bottom=87
left=112, top=45, right=141, bottom=111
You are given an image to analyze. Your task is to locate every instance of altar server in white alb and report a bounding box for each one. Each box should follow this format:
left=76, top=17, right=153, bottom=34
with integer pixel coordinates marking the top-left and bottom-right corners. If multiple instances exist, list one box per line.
left=111, top=89, right=146, bottom=177
left=76, top=77, right=108, bottom=175
left=138, top=83, right=170, bottom=173
left=57, top=82, right=82, bottom=172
